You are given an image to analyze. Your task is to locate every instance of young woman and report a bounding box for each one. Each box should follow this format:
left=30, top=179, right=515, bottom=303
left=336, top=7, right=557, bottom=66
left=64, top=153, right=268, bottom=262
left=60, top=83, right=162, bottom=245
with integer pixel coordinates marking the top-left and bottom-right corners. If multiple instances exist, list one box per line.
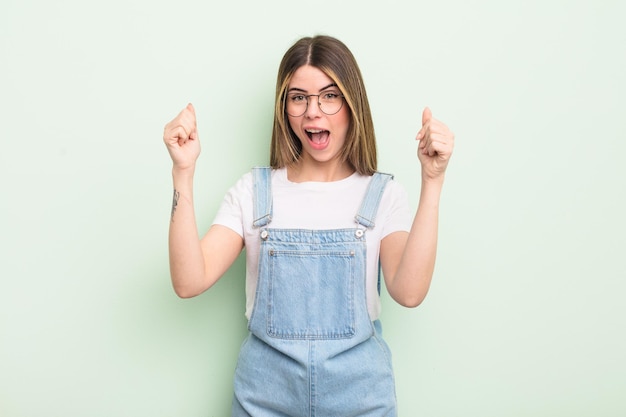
left=163, top=35, right=454, bottom=416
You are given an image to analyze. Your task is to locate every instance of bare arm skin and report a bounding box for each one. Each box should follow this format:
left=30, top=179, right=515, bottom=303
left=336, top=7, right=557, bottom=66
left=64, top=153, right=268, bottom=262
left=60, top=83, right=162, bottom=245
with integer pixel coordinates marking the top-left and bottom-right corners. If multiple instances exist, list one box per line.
left=164, top=104, right=244, bottom=298
left=381, top=108, right=454, bottom=307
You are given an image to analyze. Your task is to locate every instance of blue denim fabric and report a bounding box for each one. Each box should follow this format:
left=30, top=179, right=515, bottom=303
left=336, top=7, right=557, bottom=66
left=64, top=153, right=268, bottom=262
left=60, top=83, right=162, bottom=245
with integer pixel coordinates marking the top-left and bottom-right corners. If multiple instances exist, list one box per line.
left=232, top=168, right=397, bottom=416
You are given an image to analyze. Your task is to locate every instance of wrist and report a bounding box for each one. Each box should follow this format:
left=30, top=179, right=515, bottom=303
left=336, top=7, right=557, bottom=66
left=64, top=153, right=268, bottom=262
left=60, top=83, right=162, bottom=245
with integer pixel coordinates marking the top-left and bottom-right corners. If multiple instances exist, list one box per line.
left=421, top=171, right=445, bottom=188
left=172, top=165, right=196, bottom=191
left=172, top=164, right=196, bottom=178
left=419, top=175, right=444, bottom=204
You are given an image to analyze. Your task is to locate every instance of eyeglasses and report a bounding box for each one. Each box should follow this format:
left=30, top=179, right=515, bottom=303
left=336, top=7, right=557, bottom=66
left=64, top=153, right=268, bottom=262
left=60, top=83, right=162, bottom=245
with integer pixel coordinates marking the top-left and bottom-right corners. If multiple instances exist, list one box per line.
left=285, top=89, right=345, bottom=117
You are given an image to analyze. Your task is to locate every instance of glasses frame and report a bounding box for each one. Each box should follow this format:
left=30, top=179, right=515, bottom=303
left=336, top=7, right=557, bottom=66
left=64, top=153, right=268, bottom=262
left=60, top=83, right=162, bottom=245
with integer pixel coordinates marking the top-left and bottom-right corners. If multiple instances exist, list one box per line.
left=284, top=90, right=345, bottom=117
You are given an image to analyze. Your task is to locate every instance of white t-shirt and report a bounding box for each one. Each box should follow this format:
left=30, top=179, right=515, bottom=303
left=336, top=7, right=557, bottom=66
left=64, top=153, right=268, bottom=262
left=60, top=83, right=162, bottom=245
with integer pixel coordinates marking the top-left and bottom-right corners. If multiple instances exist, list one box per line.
left=212, top=168, right=412, bottom=320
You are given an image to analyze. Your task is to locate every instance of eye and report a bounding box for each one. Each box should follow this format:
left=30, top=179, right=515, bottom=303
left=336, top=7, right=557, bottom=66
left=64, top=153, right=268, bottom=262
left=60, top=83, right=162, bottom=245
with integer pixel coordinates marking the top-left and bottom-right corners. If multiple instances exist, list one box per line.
left=289, top=94, right=306, bottom=103
left=322, top=91, right=341, bottom=101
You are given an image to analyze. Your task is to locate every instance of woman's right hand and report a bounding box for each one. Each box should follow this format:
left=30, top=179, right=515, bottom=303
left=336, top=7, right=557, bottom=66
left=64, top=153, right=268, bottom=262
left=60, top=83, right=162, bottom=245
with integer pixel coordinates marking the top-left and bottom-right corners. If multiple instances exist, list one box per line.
left=163, top=103, right=201, bottom=171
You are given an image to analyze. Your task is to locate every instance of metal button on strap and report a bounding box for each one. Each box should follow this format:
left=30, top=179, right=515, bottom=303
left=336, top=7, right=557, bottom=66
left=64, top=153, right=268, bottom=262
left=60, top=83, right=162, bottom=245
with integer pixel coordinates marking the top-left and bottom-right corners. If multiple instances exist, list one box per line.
left=260, top=230, right=269, bottom=240
left=355, top=229, right=364, bottom=238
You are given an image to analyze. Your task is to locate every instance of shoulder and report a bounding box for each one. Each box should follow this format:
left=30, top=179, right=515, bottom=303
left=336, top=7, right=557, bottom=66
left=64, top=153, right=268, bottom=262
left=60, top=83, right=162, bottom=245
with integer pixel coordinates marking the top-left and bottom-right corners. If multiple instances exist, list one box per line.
left=375, top=173, right=412, bottom=233
left=370, top=172, right=409, bottom=200
left=218, top=171, right=256, bottom=210
left=229, top=171, right=254, bottom=194
left=226, top=167, right=287, bottom=201
left=346, top=171, right=409, bottom=207
left=378, top=173, right=410, bottom=212
left=384, top=175, right=408, bottom=197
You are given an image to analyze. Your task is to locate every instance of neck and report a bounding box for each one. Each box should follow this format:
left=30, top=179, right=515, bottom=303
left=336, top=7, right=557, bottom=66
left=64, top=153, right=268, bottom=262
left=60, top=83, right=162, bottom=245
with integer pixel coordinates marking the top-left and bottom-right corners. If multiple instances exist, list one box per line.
left=287, top=159, right=355, bottom=183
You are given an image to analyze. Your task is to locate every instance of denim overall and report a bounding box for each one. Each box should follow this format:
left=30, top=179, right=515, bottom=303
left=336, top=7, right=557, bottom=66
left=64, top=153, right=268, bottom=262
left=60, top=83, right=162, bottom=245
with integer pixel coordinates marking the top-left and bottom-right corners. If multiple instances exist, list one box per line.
left=232, top=168, right=397, bottom=416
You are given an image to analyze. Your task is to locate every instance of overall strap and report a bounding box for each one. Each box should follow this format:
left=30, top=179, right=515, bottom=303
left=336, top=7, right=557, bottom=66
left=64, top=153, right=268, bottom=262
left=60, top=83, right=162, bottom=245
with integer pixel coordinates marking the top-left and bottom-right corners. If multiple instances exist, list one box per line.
left=252, top=167, right=273, bottom=228
left=354, top=172, right=393, bottom=229
left=355, top=172, right=394, bottom=295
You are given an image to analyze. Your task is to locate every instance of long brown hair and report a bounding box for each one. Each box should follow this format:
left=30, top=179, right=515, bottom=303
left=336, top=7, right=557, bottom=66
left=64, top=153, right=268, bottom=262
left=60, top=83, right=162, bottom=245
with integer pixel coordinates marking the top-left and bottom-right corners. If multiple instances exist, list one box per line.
left=270, top=35, right=377, bottom=175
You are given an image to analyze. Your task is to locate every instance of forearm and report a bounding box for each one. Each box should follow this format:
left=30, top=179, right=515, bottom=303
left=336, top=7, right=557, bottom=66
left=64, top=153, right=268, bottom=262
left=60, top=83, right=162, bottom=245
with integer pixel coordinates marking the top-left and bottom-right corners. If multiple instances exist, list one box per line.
left=388, top=177, right=443, bottom=307
left=168, top=167, right=208, bottom=298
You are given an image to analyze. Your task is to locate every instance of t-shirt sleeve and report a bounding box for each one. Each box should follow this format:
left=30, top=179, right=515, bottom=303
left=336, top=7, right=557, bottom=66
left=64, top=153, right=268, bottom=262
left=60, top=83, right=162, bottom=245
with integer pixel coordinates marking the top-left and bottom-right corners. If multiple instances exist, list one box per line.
left=211, top=172, right=253, bottom=238
left=380, top=180, right=412, bottom=238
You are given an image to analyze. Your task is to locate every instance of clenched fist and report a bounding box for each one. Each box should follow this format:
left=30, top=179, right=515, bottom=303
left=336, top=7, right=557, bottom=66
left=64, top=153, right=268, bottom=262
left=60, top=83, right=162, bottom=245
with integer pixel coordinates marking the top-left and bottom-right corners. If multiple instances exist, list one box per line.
left=416, top=107, right=454, bottom=181
left=163, top=103, right=201, bottom=171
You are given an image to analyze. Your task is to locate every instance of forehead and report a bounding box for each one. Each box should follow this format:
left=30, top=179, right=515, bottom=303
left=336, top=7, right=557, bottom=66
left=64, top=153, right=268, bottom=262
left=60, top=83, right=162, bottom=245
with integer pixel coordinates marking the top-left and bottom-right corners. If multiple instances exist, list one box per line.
left=288, top=65, right=336, bottom=91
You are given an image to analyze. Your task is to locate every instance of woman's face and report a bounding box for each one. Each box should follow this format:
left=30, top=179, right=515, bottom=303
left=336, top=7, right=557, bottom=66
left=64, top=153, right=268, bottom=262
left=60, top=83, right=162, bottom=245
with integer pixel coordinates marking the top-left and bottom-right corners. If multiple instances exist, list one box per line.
left=286, top=65, right=350, bottom=170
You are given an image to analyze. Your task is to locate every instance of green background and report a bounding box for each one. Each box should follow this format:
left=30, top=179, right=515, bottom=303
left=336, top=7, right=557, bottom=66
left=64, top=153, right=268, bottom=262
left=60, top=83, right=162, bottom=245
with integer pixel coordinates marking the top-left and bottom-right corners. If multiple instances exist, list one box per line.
left=1, top=0, right=625, bottom=415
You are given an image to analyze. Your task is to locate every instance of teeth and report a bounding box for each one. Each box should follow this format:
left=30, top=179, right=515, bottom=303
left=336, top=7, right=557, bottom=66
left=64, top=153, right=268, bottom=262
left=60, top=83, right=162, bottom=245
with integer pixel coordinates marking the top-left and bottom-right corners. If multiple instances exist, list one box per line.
left=306, top=129, right=324, bottom=133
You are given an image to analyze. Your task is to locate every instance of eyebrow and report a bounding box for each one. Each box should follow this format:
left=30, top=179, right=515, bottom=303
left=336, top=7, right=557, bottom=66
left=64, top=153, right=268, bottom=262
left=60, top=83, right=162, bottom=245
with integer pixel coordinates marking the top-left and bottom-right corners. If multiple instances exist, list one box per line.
left=287, top=83, right=338, bottom=93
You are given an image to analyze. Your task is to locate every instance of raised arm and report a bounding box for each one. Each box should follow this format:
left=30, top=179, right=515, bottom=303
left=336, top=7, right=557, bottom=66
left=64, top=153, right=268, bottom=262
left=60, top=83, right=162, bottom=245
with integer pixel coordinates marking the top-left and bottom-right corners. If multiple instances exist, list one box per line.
left=381, top=107, right=454, bottom=307
left=163, top=104, right=244, bottom=298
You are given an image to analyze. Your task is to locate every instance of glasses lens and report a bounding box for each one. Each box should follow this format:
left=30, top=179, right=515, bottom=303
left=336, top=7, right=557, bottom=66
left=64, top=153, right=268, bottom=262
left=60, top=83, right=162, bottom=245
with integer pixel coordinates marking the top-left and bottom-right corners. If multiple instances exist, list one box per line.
left=286, top=93, right=306, bottom=117
left=319, top=92, right=343, bottom=115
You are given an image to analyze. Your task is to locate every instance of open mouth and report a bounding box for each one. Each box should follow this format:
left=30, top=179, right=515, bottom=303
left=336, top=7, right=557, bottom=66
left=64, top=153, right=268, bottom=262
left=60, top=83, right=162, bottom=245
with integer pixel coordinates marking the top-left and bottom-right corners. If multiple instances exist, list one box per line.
left=306, top=129, right=330, bottom=145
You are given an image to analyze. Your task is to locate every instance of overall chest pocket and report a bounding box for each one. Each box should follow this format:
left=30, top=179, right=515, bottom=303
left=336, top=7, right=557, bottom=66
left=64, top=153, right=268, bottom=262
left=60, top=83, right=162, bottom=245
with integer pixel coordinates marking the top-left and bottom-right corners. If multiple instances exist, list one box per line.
left=267, top=248, right=357, bottom=340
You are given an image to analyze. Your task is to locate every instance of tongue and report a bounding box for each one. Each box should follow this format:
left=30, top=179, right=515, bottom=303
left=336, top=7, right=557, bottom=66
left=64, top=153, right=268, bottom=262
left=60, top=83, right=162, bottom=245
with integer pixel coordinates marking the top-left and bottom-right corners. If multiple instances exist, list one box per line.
left=310, top=131, right=329, bottom=144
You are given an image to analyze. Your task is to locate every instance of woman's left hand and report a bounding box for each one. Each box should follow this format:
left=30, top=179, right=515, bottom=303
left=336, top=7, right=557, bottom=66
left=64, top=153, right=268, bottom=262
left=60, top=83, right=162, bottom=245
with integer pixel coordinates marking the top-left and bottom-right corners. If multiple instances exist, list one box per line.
left=416, top=107, right=455, bottom=181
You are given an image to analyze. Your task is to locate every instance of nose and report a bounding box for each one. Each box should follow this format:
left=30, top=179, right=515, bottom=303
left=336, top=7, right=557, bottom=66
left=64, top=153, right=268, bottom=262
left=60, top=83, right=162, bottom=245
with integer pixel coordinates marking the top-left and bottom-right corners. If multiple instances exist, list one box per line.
left=304, top=95, right=322, bottom=118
